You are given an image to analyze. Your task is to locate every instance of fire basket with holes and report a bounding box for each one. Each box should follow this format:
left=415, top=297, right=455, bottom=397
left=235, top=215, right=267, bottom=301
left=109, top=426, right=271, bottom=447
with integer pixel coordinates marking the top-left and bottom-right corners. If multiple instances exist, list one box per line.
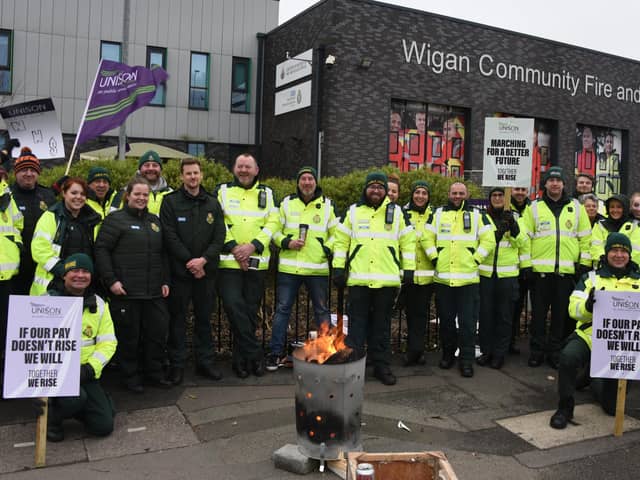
left=292, top=309, right=365, bottom=466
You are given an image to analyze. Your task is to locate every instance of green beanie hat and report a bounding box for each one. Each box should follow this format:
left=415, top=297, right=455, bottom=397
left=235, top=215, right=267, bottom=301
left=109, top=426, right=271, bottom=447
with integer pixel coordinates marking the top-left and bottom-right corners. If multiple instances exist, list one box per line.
left=605, top=232, right=632, bottom=255
left=542, top=166, right=564, bottom=184
left=87, top=166, right=111, bottom=184
left=296, top=166, right=318, bottom=183
left=138, top=150, right=162, bottom=169
left=63, top=253, right=94, bottom=275
left=411, top=180, right=430, bottom=194
left=364, top=171, right=388, bottom=192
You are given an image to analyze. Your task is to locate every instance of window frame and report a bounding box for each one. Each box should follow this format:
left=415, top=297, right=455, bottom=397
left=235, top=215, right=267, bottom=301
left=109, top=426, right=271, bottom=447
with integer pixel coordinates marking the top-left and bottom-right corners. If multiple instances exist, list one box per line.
left=146, top=46, right=167, bottom=107
left=231, top=57, right=251, bottom=113
left=0, top=29, right=13, bottom=95
left=100, top=40, right=122, bottom=62
left=187, top=143, right=206, bottom=157
left=189, top=52, right=209, bottom=111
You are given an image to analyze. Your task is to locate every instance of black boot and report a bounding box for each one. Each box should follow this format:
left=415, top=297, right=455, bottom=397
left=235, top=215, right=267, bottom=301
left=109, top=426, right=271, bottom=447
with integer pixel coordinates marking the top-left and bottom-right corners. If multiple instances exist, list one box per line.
left=550, top=396, right=575, bottom=429
left=47, top=400, right=65, bottom=442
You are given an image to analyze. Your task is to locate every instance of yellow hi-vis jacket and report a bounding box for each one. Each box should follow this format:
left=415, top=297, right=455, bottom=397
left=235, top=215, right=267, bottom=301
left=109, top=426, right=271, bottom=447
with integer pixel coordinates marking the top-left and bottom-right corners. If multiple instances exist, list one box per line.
left=86, top=189, right=120, bottom=220
left=620, top=219, right=640, bottom=266
left=406, top=205, right=434, bottom=285
left=0, top=183, right=23, bottom=280
left=217, top=180, right=279, bottom=271
left=522, top=196, right=592, bottom=274
left=478, top=214, right=531, bottom=278
left=422, top=202, right=495, bottom=287
left=272, top=191, right=338, bottom=276
left=568, top=267, right=640, bottom=350
left=333, top=198, right=416, bottom=288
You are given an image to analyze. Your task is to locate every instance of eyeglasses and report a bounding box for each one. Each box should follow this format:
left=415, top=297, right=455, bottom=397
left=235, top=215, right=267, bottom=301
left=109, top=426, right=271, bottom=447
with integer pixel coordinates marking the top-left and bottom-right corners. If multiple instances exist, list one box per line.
left=367, top=184, right=386, bottom=190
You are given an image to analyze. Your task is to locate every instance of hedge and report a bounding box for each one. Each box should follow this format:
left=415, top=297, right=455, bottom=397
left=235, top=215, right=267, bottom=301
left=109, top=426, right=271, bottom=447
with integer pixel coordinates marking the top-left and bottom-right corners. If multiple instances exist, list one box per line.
left=28, top=158, right=481, bottom=213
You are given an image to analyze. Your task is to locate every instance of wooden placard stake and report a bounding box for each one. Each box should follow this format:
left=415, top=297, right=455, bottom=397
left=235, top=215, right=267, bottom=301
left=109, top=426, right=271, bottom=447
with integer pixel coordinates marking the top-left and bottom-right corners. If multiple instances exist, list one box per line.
left=35, top=397, right=48, bottom=467
left=614, top=379, right=627, bottom=437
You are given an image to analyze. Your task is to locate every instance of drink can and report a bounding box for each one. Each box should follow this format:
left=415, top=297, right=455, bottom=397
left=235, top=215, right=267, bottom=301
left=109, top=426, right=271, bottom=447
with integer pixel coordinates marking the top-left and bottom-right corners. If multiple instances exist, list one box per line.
left=356, top=463, right=375, bottom=479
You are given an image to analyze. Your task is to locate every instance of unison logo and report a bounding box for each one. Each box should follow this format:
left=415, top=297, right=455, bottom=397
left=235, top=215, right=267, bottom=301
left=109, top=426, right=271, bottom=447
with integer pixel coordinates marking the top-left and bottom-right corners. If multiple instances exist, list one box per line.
left=498, top=122, right=520, bottom=134
left=612, top=296, right=640, bottom=310
left=30, top=302, right=62, bottom=316
left=99, top=69, right=139, bottom=88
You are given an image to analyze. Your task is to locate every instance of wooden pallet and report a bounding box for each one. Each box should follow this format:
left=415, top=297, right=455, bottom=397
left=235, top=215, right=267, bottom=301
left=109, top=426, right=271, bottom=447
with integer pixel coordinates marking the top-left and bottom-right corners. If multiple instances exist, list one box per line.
left=346, top=451, right=458, bottom=480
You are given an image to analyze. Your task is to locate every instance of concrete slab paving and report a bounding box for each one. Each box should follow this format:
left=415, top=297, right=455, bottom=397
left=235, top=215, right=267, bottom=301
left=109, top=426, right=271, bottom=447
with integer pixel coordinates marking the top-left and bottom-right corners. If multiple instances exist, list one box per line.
left=185, top=397, right=293, bottom=426
left=84, top=406, right=198, bottom=461
left=177, top=384, right=294, bottom=412
left=0, top=423, right=86, bottom=473
left=363, top=400, right=467, bottom=432
left=497, top=403, right=640, bottom=449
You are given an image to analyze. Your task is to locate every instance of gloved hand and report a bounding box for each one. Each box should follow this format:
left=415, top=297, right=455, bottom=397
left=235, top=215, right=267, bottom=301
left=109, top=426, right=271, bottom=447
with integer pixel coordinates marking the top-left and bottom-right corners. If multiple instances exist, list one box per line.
left=402, top=270, right=414, bottom=285
left=7, top=138, right=20, bottom=150
left=32, top=398, right=46, bottom=416
left=585, top=287, right=595, bottom=312
left=332, top=268, right=346, bottom=289
left=80, top=363, right=95, bottom=383
left=503, top=211, right=520, bottom=237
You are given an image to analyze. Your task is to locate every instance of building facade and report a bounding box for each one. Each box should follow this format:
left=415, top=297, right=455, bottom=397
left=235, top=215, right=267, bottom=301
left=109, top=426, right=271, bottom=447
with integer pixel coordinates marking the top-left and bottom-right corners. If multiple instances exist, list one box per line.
left=0, top=0, right=278, bottom=166
left=262, top=0, right=640, bottom=196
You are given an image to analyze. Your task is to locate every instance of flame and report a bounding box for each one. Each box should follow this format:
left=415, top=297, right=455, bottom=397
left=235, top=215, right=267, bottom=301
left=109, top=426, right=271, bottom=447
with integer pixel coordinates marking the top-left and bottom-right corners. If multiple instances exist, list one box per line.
left=293, top=320, right=350, bottom=364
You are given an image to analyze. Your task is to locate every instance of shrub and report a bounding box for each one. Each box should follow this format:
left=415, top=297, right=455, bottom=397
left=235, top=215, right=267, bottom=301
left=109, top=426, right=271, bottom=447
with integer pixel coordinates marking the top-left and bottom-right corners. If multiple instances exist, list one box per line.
left=29, top=158, right=481, bottom=210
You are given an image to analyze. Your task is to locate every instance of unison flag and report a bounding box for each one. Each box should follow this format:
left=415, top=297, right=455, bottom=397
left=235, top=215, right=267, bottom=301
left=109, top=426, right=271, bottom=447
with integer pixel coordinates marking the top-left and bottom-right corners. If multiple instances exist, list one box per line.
left=75, top=59, right=168, bottom=146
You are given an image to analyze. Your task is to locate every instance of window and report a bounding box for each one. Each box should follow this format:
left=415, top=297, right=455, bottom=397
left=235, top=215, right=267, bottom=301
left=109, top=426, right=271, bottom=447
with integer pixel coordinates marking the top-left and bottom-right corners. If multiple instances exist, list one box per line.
left=231, top=57, right=250, bottom=113
left=189, top=52, right=209, bottom=110
left=388, top=100, right=468, bottom=176
left=101, top=41, right=121, bottom=62
left=147, top=46, right=167, bottom=106
left=0, top=30, right=12, bottom=94
left=187, top=143, right=206, bottom=157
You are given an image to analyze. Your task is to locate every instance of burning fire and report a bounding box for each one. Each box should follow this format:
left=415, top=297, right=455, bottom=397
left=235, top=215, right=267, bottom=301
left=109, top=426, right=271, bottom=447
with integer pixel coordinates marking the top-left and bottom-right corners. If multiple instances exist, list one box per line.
left=293, top=320, right=351, bottom=364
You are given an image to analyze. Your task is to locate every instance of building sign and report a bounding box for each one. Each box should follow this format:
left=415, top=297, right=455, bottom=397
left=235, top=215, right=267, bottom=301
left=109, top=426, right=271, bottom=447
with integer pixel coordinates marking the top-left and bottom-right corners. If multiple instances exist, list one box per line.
left=482, top=117, right=534, bottom=187
left=276, top=49, right=312, bottom=88
left=401, top=39, right=640, bottom=106
left=275, top=80, right=312, bottom=116
left=591, top=290, right=640, bottom=380
left=0, top=98, right=66, bottom=159
left=3, top=296, right=83, bottom=399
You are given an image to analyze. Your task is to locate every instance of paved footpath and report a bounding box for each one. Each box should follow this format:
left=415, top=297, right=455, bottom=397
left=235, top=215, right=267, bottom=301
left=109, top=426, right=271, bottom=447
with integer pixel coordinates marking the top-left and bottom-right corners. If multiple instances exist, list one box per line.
left=1, top=343, right=639, bottom=479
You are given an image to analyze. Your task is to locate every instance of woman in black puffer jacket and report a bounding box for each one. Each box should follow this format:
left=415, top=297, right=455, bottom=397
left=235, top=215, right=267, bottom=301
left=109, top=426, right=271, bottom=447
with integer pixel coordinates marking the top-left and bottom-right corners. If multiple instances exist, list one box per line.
left=95, top=176, right=171, bottom=393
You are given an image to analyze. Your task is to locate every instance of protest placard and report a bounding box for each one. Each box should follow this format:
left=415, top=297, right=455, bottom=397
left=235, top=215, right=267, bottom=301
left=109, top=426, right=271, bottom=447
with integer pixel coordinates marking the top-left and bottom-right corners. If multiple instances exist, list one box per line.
left=591, top=289, right=640, bottom=380
left=3, top=295, right=83, bottom=399
left=0, top=98, right=65, bottom=160
left=482, top=117, right=534, bottom=187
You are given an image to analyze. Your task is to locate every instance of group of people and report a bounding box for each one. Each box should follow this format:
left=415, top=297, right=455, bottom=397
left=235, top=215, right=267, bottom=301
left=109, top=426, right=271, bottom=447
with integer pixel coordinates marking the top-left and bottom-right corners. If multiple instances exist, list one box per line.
left=0, top=141, right=636, bottom=440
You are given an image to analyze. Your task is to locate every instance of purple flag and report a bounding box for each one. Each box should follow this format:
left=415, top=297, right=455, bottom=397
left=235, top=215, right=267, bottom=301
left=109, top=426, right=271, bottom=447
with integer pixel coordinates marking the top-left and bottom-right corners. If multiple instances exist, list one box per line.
left=75, top=60, right=168, bottom=146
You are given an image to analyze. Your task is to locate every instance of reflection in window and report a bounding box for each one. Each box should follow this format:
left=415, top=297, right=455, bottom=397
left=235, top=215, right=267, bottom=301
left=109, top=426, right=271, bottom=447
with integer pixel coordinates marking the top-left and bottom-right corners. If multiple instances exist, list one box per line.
left=231, top=57, right=250, bottom=113
left=147, top=46, right=167, bottom=106
left=0, top=30, right=12, bottom=94
left=188, top=143, right=205, bottom=157
left=189, top=52, right=209, bottom=110
left=100, top=41, right=121, bottom=62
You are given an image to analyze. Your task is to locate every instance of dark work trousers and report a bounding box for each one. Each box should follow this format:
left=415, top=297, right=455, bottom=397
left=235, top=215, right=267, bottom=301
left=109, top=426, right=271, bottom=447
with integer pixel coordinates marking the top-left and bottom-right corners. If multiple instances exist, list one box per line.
left=10, top=254, right=35, bottom=295
left=479, top=275, right=518, bottom=359
left=218, top=269, right=266, bottom=367
left=436, top=283, right=478, bottom=365
left=168, top=276, right=216, bottom=369
left=346, top=286, right=396, bottom=368
left=404, top=283, right=434, bottom=355
left=530, top=273, right=575, bottom=356
left=50, top=379, right=115, bottom=436
left=558, top=333, right=623, bottom=416
left=109, top=297, right=169, bottom=384
left=511, top=273, right=532, bottom=344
